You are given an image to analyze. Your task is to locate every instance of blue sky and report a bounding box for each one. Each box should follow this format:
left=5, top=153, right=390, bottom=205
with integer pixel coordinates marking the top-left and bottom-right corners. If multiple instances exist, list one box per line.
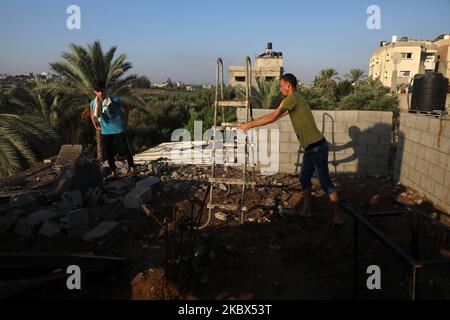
left=0, top=0, right=449, bottom=84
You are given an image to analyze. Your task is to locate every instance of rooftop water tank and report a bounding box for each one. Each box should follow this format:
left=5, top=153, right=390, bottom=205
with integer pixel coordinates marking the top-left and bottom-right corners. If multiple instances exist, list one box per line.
left=410, top=72, right=448, bottom=112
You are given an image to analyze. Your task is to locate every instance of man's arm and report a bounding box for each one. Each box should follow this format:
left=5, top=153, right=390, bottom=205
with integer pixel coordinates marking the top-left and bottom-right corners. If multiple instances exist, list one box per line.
left=238, top=107, right=288, bottom=132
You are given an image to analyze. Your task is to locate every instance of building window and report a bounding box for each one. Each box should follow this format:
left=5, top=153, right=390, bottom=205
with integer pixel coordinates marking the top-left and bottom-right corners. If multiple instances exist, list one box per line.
left=399, top=70, right=411, bottom=77
left=401, top=52, right=413, bottom=59
left=384, top=70, right=389, bottom=78
left=386, top=53, right=390, bottom=61
left=235, top=76, right=246, bottom=82
left=265, top=77, right=275, bottom=81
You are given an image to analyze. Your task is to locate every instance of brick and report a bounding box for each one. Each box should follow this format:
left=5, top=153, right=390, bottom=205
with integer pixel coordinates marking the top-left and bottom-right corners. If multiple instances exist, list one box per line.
left=415, top=116, right=430, bottom=132
left=358, top=111, right=381, bottom=122
left=419, top=132, right=435, bottom=148
left=336, top=111, right=359, bottom=123
left=431, top=165, right=445, bottom=185
left=415, top=158, right=430, bottom=175
left=381, top=112, right=393, bottom=124
left=420, top=175, right=434, bottom=194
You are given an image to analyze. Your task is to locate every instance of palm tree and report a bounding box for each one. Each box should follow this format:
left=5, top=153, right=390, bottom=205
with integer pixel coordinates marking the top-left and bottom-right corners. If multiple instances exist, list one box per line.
left=314, top=68, right=339, bottom=89
left=50, top=40, right=141, bottom=159
left=0, top=114, right=60, bottom=177
left=9, top=77, right=78, bottom=128
left=237, top=78, right=283, bottom=109
left=345, top=69, right=367, bottom=84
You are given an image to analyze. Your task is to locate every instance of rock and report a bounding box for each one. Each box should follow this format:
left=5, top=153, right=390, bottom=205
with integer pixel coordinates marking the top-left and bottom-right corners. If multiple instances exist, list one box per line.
left=87, top=187, right=103, bottom=207
left=124, top=186, right=153, bottom=209
left=62, top=190, right=83, bottom=209
left=60, top=208, right=90, bottom=239
left=38, top=220, right=62, bottom=237
left=219, top=184, right=227, bottom=191
left=14, top=209, right=59, bottom=237
left=264, top=197, right=276, bottom=207
left=214, top=212, right=228, bottom=221
left=102, top=193, right=120, bottom=205
left=106, top=181, right=129, bottom=196
left=54, top=145, right=83, bottom=168
left=83, top=222, right=120, bottom=242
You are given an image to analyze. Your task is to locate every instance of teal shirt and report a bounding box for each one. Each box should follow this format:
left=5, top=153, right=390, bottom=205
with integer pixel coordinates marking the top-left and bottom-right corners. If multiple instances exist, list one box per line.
left=90, top=96, right=125, bottom=135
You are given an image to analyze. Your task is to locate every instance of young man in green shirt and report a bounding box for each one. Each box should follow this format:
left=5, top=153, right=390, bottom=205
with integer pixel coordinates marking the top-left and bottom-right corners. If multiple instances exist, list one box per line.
left=239, top=74, right=345, bottom=224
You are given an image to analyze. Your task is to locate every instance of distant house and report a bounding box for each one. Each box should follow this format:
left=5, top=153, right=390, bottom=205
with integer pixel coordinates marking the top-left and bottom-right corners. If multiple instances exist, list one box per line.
left=369, top=34, right=450, bottom=91
left=229, top=42, right=284, bottom=88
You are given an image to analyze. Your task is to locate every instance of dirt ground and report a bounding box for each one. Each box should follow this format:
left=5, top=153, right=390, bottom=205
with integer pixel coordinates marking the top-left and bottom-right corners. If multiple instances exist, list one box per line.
left=1, top=164, right=449, bottom=300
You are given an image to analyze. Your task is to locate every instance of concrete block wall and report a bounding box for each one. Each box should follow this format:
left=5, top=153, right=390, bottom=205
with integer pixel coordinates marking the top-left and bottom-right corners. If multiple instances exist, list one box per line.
left=394, top=112, right=450, bottom=212
left=237, top=109, right=393, bottom=177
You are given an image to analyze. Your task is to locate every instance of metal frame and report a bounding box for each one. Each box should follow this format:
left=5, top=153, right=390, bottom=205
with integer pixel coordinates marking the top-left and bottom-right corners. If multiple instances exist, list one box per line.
left=341, top=200, right=450, bottom=300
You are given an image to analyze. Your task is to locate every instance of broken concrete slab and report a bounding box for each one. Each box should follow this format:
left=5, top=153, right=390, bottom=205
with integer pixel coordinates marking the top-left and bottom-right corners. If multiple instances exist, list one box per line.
left=45, top=159, right=103, bottom=200
left=54, top=145, right=83, bottom=168
left=105, top=181, right=129, bottom=196
left=62, top=190, right=83, bottom=209
left=136, top=176, right=161, bottom=189
left=83, top=222, right=120, bottom=242
left=60, top=208, right=90, bottom=239
left=102, top=193, right=120, bottom=205
left=60, top=208, right=89, bottom=230
left=87, top=188, right=103, bottom=207
left=9, top=194, right=39, bottom=213
left=124, top=186, right=153, bottom=209
left=38, top=220, right=62, bottom=238
left=14, top=209, right=59, bottom=237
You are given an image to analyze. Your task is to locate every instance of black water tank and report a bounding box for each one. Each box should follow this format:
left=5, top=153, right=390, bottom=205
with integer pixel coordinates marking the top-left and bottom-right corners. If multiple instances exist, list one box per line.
left=411, top=72, right=448, bottom=111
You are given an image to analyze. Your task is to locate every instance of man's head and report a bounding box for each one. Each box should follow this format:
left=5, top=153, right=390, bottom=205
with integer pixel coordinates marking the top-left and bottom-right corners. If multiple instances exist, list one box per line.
left=280, top=73, right=297, bottom=96
left=93, top=80, right=107, bottom=100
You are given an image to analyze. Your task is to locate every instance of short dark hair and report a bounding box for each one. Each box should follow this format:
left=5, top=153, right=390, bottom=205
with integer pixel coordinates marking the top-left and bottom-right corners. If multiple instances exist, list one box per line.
left=280, top=73, right=297, bottom=88
left=93, top=80, right=106, bottom=92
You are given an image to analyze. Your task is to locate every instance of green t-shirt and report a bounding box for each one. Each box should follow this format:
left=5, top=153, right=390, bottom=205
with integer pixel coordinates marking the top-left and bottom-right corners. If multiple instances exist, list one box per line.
left=280, top=93, right=324, bottom=149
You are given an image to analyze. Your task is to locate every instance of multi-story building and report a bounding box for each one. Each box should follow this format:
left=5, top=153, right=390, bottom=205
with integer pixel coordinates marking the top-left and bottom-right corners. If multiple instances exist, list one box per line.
left=369, top=34, right=450, bottom=91
left=228, top=43, right=284, bottom=87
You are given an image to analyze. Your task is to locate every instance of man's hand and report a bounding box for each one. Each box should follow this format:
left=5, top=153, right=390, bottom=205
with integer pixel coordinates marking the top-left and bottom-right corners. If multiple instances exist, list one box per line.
left=238, top=122, right=251, bottom=133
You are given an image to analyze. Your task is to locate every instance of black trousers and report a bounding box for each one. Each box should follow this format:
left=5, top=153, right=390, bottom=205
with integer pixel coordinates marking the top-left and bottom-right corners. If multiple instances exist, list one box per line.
left=102, top=133, right=135, bottom=172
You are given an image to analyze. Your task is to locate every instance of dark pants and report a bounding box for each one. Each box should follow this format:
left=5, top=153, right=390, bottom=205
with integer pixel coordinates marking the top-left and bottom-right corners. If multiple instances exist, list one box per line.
left=300, top=142, right=337, bottom=195
left=102, top=133, right=135, bottom=172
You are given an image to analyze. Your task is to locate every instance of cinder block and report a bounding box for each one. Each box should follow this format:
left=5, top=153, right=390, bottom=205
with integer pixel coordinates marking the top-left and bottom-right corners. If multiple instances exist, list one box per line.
left=436, top=137, right=450, bottom=154
left=62, top=190, right=83, bottom=209
left=336, top=111, right=359, bottom=123
left=434, top=183, right=447, bottom=202
left=14, top=209, right=60, bottom=237
left=431, top=165, right=445, bottom=185
left=124, top=186, right=153, bottom=209
left=412, top=143, right=426, bottom=160
left=381, top=112, right=393, bottom=124
left=334, top=122, right=349, bottom=133
left=358, top=133, right=378, bottom=145
left=415, top=158, right=430, bottom=176
left=424, top=149, right=440, bottom=165
left=358, top=111, right=381, bottom=123
left=409, top=169, right=422, bottom=186
left=439, top=152, right=449, bottom=170
left=334, top=133, right=353, bottom=144
left=404, top=113, right=417, bottom=129
left=415, top=116, right=430, bottom=132
left=419, top=132, right=435, bottom=148
left=409, top=128, right=421, bottom=143
left=420, top=175, right=434, bottom=194
left=428, top=118, right=441, bottom=135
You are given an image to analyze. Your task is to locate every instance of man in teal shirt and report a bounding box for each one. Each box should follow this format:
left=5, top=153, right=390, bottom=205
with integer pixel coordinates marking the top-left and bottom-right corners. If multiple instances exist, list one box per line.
left=90, top=80, right=136, bottom=178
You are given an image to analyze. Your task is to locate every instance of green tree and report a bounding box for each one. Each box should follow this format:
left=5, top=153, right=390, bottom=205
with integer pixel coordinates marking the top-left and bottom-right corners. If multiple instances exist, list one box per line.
left=345, top=69, right=367, bottom=84
left=314, top=68, right=339, bottom=89
left=0, top=114, right=60, bottom=177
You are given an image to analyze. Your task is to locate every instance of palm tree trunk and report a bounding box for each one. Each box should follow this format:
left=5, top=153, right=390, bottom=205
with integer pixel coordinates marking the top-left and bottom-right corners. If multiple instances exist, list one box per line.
left=96, top=130, right=103, bottom=161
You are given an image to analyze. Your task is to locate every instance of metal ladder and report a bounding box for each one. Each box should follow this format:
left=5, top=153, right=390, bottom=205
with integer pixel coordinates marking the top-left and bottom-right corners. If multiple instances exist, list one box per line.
left=202, top=57, right=256, bottom=229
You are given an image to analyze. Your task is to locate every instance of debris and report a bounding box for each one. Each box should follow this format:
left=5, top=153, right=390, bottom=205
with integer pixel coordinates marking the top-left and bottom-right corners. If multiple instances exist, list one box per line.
left=106, top=181, right=129, bottom=196
left=214, top=212, right=228, bottom=221
left=102, top=193, right=120, bottom=205
left=219, top=184, right=227, bottom=191
left=87, top=187, right=103, bottom=207
left=62, top=190, right=83, bottom=209
left=136, top=177, right=161, bottom=191
left=43, top=159, right=52, bottom=164
left=264, top=197, right=276, bottom=207
left=9, top=194, right=39, bottom=213
left=124, top=186, right=153, bottom=209
left=270, top=244, right=281, bottom=251
left=225, top=245, right=233, bottom=251
left=38, top=220, right=62, bottom=238
left=60, top=208, right=90, bottom=239
left=14, top=209, right=59, bottom=237
left=54, top=145, right=83, bottom=169
left=415, top=199, right=423, bottom=205
left=83, top=222, right=121, bottom=243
